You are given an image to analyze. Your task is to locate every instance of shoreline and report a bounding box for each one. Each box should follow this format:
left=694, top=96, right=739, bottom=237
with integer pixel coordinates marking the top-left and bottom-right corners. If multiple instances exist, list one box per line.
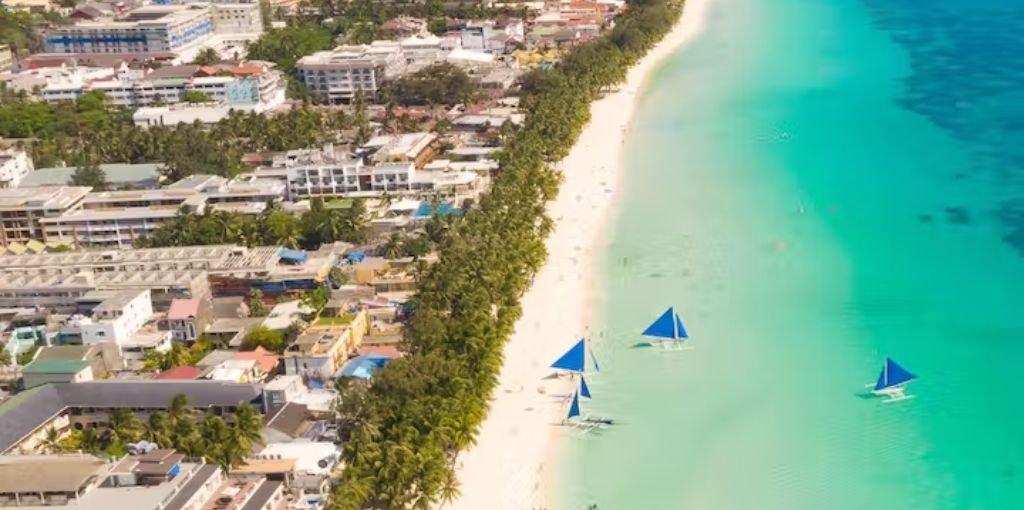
left=446, top=0, right=714, bottom=508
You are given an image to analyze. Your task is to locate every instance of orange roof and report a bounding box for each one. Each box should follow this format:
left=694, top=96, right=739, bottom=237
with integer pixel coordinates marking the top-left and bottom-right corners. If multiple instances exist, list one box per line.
left=234, top=346, right=279, bottom=374
left=167, top=298, right=200, bottom=320
left=359, top=345, right=402, bottom=359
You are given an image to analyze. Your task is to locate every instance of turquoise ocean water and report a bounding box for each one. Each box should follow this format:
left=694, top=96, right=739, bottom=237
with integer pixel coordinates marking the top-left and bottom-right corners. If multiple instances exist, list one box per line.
left=558, top=0, right=1024, bottom=508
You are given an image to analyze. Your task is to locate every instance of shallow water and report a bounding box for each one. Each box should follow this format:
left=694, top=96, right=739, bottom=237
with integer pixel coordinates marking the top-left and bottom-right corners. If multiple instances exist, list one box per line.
left=558, top=0, right=1024, bottom=508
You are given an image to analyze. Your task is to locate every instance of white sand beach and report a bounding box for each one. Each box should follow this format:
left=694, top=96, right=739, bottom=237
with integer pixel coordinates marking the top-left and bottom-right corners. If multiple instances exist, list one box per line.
left=446, top=0, right=714, bottom=508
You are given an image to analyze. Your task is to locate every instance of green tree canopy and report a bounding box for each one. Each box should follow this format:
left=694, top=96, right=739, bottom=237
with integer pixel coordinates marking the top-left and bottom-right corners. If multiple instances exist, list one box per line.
left=182, top=90, right=214, bottom=103
left=386, top=63, right=478, bottom=107
left=242, top=326, right=286, bottom=353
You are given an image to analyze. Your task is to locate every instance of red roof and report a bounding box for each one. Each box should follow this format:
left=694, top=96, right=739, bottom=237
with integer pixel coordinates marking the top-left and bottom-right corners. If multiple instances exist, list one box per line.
left=359, top=345, right=403, bottom=359
left=154, top=366, right=203, bottom=380
left=233, top=346, right=279, bottom=374
left=166, top=299, right=200, bottom=321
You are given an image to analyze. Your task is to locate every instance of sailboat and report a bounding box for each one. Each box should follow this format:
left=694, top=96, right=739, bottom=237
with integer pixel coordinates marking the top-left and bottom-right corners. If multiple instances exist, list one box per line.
left=580, top=375, right=592, bottom=399
left=636, top=307, right=689, bottom=348
left=550, top=338, right=600, bottom=375
left=872, top=357, right=917, bottom=403
left=565, top=390, right=581, bottom=423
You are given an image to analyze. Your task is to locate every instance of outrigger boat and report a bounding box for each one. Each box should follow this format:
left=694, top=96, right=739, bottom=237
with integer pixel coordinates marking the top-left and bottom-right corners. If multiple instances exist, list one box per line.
left=636, top=307, right=689, bottom=348
left=550, top=338, right=600, bottom=376
left=871, top=357, right=917, bottom=403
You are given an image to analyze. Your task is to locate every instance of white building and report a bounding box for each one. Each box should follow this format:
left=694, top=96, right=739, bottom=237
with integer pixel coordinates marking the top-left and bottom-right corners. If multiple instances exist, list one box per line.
left=458, top=18, right=525, bottom=53
left=169, top=174, right=286, bottom=204
left=0, top=150, right=34, bottom=189
left=295, top=44, right=404, bottom=103
left=81, top=290, right=154, bottom=345
left=0, top=186, right=91, bottom=246
left=44, top=4, right=263, bottom=61
left=41, top=62, right=285, bottom=108
left=397, top=35, right=447, bottom=69
left=40, top=189, right=207, bottom=247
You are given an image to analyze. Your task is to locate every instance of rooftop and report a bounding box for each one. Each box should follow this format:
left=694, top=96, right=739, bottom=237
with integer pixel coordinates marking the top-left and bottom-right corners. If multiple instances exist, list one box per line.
left=153, top=365, right=203, bottom=380
left=0, top=454, right=105, bottom=494
left=21, top=359, right=91, bottom=375
left=0, top=186, right=91, bottom=211
left=362, top=132, right=436, bottom=162
left=21, top=164, right=161, bottom=188
left=0, top=381, right=262, bottom=454
left=166, top=298, right=201, bottom=320
left=94, top=289, right=146, bottom=312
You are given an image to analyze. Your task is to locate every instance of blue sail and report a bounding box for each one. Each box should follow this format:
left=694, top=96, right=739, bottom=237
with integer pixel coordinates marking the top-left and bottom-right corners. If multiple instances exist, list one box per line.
left=580, top=376, right=592, bottom=399
left=874, top=358, right=916, bottom=391
left=643, top=307, right=686, bottom=340
left=551, top=338, right=586, bottom=372
left=589, top=346, right=601, bottom=373
left=567, top=391, right=581, bottom=420
left=676, top=314, right=688, bottom=339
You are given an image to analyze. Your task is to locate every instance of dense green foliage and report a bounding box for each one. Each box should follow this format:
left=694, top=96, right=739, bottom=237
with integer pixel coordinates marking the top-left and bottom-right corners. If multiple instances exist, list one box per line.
left=182, top=90, right=215, bottom=103
left=0, top=9, right=53, bottom=55
left=0, top=92, right=352, bottom=172
left=69, top=158, right=109, bottom=190
left=385, top=63, right=478, bottom=107
left=328, top=0, right=684, bottom=508
left=246, top=23, right=334, bottom=73
left=137, top=197, right=368, bottom=249
left=191, top=48, right=222, bottom=66
left=143, top=334, right=223, bottom=371
left=242, top=326, right=287, bottom=353
left=50, top=395, right=263, bottom=468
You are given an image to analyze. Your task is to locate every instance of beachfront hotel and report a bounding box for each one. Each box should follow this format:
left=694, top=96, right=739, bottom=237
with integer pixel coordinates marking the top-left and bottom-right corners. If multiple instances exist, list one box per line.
left=43, top=4, right=263, bottom=62
left=294, top=44, right=405, bottom=103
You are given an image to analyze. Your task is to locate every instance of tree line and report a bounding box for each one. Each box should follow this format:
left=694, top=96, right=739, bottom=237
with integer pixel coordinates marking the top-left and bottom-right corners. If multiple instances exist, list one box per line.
left=42, top=394, right=264, bottom=470
left=136, top=197, right=370, bottom=249
left=327, top=0, right=684, bottom=508
left=0, top=90, right=364, bottom=174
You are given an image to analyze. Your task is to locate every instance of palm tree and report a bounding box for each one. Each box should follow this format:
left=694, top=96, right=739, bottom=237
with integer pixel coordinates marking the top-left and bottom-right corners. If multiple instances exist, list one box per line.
left=230, top=403, right=265, bottom=456
left=110, top=408, right=144, bottom=444
left=381, top=233, right=403, bottom=259
left=79, top=427, right=102, bottom=453
left=438, top=469, right=460, bottom=508
left=40, top=426, right=63, bottom=453
left=164, top=343, right=192, bottom=370
left=199, top=415, right=236, bottom=469
left=145, top=411, right=174, bottom=448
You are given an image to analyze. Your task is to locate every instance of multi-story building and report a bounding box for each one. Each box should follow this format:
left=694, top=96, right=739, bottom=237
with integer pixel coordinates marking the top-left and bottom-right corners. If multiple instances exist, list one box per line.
left=44, top=4, right=262, bottom=62
left=0, top=149, right=34, bottom=189
left=362, top=132, right=438, bottom=167
left=0, top=380, right=264, bottom=453
left=40, top=62, right=285, bottom=108
left=162, top=297, right=211, bottom=343
left=80, top=289, right=154, bottom=345
left=169, top=173, right=286, bottom=205
left=0, top=186, right=91, bottom=245
left=0, top=270, right=209, bottom=314
left=282, top=311, right=367, bottom=381
left=40, top=189, right=207, bottom=248
left=295, top=43, right=404, bottom=103
left=457, top=18, right=525, bottom=53
left=0, top=244, right=339, bottom=309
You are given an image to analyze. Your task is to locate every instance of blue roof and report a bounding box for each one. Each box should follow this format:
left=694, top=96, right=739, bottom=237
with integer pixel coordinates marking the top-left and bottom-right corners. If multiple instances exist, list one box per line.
left=337, top=354, right=393, bottom=379
left=278, top=248, right=308, bottom=264
left=345, top=251, right=366, bottom=263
